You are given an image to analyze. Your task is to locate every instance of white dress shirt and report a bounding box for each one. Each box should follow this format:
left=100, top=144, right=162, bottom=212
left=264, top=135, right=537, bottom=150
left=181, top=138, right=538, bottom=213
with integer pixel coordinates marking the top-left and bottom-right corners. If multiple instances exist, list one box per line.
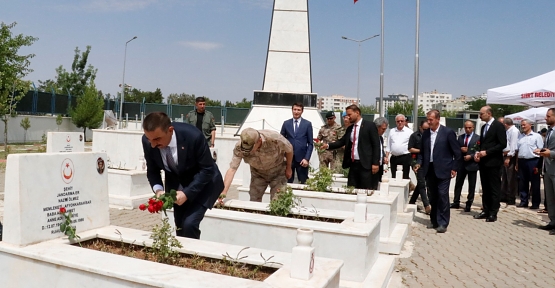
left=430, top=125, right=440, bottom=162
left=153, top=130, right=177, bottom=192
left=386, top=126, right=412, bottom=156
left=516, top=131, right=543, bottom=159
left=503, top=125, right=520, bottom=157
left=350, top=118, right=363, bottom=160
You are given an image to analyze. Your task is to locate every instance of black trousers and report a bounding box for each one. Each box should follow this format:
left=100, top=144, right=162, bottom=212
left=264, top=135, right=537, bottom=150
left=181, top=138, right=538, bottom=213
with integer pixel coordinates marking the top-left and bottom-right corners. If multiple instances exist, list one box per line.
left=348, top=160, right=373, bottom=189
left=480, top=164, right=502, bottom=216
left=500, top=156, right=518, bottom=204
left=409, top=166, right=429, bottom=207
left=173, top=201, right=208, bottom=239
left=390, top=154, right=411, bottom=179
left=371, top=164, right=384, bottom=190
left=453, top=168, right=477, bottom=206
left=426, top=163, right=451, bottom=227
left=518, top=158, right=541, bottom=207
left=288, top=160, right=309, bottom=184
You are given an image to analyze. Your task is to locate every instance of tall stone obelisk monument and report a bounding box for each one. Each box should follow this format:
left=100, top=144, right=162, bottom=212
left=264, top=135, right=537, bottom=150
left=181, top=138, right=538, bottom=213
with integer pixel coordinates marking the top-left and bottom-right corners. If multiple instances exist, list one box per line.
left=239, top=0, right=321, bottom=135
left=262, top=0, right=311, bottom=93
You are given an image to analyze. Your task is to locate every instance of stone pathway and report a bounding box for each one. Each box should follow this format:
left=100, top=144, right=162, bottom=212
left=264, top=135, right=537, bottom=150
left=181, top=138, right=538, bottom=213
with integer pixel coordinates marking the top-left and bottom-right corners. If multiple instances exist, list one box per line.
left=1, top=170, right=555, bottom=287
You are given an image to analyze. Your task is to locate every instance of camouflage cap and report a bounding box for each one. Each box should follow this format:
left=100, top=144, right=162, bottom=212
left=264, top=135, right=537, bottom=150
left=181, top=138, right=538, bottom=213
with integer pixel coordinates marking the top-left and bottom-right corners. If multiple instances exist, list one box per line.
left=240, top=128, right=260, bottom=152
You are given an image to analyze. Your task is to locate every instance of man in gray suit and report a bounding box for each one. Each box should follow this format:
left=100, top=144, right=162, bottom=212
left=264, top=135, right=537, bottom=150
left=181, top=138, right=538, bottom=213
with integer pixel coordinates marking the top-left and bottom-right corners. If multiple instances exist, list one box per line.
left=535, top=108, right=555, bottom=233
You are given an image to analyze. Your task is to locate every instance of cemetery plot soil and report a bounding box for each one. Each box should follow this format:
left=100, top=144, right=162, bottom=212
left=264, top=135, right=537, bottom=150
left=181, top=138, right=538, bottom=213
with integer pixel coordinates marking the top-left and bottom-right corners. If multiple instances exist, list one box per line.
left=216, top=206, right=344, bottom=223
left=77, top=238, right=277, bottom=281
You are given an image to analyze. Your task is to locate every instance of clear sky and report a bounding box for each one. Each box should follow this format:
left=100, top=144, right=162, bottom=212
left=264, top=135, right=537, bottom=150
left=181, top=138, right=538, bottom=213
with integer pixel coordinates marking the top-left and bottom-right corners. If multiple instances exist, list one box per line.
left=2, top=0, right=555, bottom=105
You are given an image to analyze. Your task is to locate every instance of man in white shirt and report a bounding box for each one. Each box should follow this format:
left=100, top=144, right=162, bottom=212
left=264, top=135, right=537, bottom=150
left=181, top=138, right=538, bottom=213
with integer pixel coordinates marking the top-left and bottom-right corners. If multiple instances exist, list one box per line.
left=501, top=118, right=520, bottom=206
left=385, top=114, right=413, bottom=181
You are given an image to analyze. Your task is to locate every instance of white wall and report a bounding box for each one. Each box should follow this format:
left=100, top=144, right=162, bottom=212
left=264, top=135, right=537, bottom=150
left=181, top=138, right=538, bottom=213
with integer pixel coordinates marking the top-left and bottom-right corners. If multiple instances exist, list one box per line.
left=0, top=115, right=93, bottom=143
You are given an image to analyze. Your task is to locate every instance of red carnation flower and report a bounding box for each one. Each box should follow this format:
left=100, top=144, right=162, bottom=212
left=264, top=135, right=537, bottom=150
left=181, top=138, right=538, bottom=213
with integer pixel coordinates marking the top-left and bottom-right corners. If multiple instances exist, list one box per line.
left=139, top=204, right=147, bottom=211
left=314, top=139, right=320, bottom=143
left=60, top=207, right=66, bottom=214
left=477, top=141, right=480, bottom=145
left=412, top=154, right=417, bottom=159
left=147, top=205, right=155, bottom=213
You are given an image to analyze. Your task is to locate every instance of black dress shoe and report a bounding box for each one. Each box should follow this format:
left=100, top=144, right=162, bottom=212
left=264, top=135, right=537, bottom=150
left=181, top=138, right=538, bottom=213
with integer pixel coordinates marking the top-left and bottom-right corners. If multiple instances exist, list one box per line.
left=550, top=230, right=555, bottom=235
left=450, top=203, right=460, bottom=209
left=518, top=203, right=528, bottom=207
left=436, top=226, right=447, bottom=233
left=539, top=224, right=555, bottom=230
left=464, top=206, right=471, bottom=212
left=427, top=224, right=439, bottom=229
left=474, top=212, right=488, bottom=219
left=486, top=215, right=497, bottom=222
left=530, top=206, right=540, bottom=210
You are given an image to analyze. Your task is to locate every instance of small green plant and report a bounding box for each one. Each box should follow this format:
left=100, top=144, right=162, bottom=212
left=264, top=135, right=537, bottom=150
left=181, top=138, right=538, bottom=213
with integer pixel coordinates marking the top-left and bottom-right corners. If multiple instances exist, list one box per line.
left=20, top=117, right=31, bottom=143
left=150, top=217, right=183, bottom=264
left=342, top=185, right=355, bottom=194
left=59, top=207, right=81, bottom=246
left=268, top=186, right=301, bottom=217
left=305, top=167, right=333, bottom=192
left=41, top=132, right=47, bottom=144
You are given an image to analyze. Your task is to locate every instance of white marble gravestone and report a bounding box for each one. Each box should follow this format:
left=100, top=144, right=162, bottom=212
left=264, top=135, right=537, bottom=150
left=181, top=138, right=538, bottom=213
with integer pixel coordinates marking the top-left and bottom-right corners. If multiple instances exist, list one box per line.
left=3, top=152, right=110, bottom=246
left=46, top=132, right=85, bottom=153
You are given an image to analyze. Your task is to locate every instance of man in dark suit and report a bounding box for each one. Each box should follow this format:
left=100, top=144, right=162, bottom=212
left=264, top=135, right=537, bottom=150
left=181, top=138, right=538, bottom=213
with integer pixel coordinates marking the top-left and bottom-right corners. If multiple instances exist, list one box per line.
left=280, top=102, right=313, bottom=184
left=474, top=106, right=507, bottom=222
left=451, top=120, right=480, bottom=212
left=415, top=110, right=461, bottom=233
left=323, top=105, right=380, bottom=189
left=142, top=112, right=224, bottom=239
left=372, top=117, right=389, bottom=190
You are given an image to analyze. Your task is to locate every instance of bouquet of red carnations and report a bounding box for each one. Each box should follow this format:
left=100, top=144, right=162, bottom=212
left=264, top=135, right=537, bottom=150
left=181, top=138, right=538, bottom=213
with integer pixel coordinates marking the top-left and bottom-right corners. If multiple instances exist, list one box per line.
left=139, top=189, right=177, bottom=216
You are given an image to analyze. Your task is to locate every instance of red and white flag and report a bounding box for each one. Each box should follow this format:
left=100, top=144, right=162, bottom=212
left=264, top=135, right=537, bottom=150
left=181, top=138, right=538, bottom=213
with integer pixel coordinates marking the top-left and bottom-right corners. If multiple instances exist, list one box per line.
left=354, top=0, right=358, bottom=3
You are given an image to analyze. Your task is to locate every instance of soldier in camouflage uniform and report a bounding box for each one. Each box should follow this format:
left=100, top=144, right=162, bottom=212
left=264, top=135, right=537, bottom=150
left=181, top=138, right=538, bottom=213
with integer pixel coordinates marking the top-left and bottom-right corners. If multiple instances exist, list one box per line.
left=185, top=97, right=216, bottom=147
left=221, top=128, right=293, bottom=202
left=317, top=111, right=344, bottom=170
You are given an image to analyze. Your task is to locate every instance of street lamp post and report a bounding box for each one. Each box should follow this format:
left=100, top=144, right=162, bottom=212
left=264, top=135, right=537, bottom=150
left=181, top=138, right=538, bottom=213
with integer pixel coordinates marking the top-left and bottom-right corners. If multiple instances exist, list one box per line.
left=119, top=36, right=137, bottom=129
left=412, top=0, right=420, bottom=131
left=341, top=34, right=380, bottom=106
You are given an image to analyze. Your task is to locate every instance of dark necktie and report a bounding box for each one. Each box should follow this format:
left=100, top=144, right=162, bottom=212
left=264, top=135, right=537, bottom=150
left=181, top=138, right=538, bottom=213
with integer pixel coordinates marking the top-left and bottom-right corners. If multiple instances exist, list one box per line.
left=464, top=134, right=469, bottom=147
left=351, top=124, right=358, bottom=162
left=165, top=146, right=178, bottom=173
left=294, top=119, right=299, bottom=136
left=547, top=128, right=553, bottom=145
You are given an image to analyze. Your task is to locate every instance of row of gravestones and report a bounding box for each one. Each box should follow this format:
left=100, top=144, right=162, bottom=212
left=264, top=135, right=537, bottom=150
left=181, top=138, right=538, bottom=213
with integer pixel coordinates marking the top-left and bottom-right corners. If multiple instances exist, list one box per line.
left=0, top=133, right=342, bottom=287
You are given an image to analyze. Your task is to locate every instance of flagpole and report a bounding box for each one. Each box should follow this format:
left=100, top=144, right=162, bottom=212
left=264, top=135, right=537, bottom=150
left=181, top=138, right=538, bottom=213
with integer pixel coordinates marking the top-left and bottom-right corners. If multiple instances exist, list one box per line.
left=379, top=0, right=384, bottom=117
left=412, top=0, right=420, bottom=131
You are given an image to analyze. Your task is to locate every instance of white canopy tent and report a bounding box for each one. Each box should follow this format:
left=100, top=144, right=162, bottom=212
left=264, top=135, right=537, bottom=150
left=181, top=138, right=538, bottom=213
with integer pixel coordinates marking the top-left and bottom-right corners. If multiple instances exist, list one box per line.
left=504, top=107, right=548, bottom=124
left=487, top=70, right=555, bottom=107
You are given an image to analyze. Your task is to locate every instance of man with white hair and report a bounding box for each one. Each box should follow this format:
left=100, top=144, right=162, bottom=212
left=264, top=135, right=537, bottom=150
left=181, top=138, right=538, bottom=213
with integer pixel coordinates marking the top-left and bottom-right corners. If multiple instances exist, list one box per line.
left=516, top=119, right=543, bottom=208
left=385, top=114, right=413, bottom=186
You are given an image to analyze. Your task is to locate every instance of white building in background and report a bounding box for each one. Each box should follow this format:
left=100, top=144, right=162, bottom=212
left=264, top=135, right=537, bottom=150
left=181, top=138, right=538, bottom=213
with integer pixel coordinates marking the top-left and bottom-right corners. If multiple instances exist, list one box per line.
left=375, top=94, right=409, bottom=114
left=317, top=94, right=359, bottom=111
left=432, top=97, right=469, bottom=112
left=417, top=90, right=453, bottom=112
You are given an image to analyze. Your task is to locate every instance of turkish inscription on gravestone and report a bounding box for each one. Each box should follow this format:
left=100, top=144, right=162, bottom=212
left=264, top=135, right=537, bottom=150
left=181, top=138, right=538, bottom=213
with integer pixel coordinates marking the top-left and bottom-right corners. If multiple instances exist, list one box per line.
left=41, top=158, right=92, bottom=235
left=46, top=132, right=85, bottom=153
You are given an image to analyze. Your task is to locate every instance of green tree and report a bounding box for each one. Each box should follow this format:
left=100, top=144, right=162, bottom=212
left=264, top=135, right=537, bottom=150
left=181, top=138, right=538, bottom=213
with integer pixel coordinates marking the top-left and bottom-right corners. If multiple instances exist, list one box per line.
left=441, top=110, right=458, bottom=117
left=20, top=117, right=30, bottom=143
left=387, top=101, right=425, bottom=117
left=360, top=104, right=378, bottom=115
left=69, top=81, right=104, bottom=141
left=44, top=46, right=97, bottom=96
left=56, top=114, right=63, bottom=131
left=465, top=98, right=526, bottom=118
left=167, top=93, right=196, bottom=105
left=235, top=98, right=252, bottom=108
left=0, top=22, right=38, bottom=151
left=126, top=87, right=163, bottom=103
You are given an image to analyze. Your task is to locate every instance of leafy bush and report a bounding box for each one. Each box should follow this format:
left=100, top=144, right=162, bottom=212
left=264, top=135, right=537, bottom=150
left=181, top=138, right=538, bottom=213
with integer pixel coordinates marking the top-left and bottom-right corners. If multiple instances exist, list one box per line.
left=268, top=186, right=301, bottom=217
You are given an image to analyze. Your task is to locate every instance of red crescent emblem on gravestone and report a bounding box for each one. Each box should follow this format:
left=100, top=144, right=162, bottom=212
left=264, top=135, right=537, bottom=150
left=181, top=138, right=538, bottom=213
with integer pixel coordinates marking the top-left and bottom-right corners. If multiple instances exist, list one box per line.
left=67, top=135, right=71, bottom=142
left=309, top=251, right=315, bottom=273
left=61, top=158, right=74, bottom=184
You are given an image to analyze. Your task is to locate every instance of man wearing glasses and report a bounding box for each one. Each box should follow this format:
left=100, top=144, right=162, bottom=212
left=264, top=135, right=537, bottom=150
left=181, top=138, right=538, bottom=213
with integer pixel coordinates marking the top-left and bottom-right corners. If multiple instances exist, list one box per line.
left=220, top=128, right=293, bottom=202
left=386, top=114, right=414, bottom=185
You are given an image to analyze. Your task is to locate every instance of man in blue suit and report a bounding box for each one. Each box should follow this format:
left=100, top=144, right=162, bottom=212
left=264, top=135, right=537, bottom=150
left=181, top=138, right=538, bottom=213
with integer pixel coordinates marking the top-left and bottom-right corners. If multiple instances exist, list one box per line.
left=451, top=120, right=480, bottom=212
left=415, top=110, right=461, bottom=233
left=280, top=102, right=313, bottom=184
left=142, top=112, right=224, bottom=239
